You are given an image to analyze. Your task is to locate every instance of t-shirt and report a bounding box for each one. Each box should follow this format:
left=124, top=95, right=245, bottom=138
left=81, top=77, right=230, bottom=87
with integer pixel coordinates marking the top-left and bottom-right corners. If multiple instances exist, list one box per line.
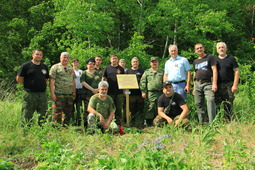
left=164, top=56, right=191, bottom=82
left=49, top=63, right=76, bottom=94
left=80, top=70, right=101, bottom=97
left=126, top=67, right=144, bottom=95
left=88, top=94, right=116, bottom=119
left=193, top=54, right=216, bottom=81
left=158, top=93, right=186, bottom=118
left=216, top=55, right=238, bottom=83
left=17, top=61, right=49, bottom=92
left=74, top=69, right=83, bottom=89
left=102, top=65, right=125, bottom=95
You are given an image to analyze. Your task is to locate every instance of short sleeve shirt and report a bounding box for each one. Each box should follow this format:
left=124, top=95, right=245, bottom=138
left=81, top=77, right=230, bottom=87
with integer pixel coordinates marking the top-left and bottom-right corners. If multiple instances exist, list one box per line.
left=158, top=93, right=186, bottom=118
left=49, top=63, right=76, bottom=94
left=216, top=55, right=238, bottom=82
left=88, top=94, right=116, bottom=119
left=17, top=61, right=49, bottom=92
left=126, top=67, right=144, bottom=95
left=80, top=70, right=101, bottom=97
left=102, top=65, right=125, bottom=95
left=74, top=69, right=83, bottom=89
left=164, top=56, right=191, bottom=82
left=193, top=54, right=216, bottom=80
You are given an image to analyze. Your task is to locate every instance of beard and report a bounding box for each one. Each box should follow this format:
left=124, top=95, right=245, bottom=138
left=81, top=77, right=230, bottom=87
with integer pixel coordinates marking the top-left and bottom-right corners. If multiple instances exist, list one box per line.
left=100, top=93, right=107, bottom=96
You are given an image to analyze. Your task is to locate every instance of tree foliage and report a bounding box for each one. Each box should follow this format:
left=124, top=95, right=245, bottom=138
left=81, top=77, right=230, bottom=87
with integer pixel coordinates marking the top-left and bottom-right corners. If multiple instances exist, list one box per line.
left=0, top=0, right=254, bottom=81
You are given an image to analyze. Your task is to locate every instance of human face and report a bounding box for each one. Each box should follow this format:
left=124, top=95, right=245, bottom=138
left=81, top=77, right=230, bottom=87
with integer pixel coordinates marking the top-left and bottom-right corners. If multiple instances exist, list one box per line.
left=169, top=46, right=178, bottom=58
left=72, top=60, right=79, bottom=67
left=150, top=60, right=159, bottom=68
left=95, top=57, right=102, bottom=66
left=119, top=61, right=126, bottom=68
left=32, top=50, right=43, bottom=62
left=131, top=59, right=139, bottom=69
left=217, top=43, right=227, bottom=55
left=194, top=44, right=205, bottom=55
left=163, top=85, right=173, bottom=95
left=60, top=55, right=70, bottom=66
left=87, top=62, right=95, bottom=70
left=110, top=56, right=118, bottom=66
left=98, top=86, right=108, bottom=96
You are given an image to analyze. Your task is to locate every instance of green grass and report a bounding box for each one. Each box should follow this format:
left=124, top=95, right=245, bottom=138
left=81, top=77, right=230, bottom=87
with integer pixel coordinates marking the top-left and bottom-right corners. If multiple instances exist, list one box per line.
left=1, top=82, right=255, bottom=169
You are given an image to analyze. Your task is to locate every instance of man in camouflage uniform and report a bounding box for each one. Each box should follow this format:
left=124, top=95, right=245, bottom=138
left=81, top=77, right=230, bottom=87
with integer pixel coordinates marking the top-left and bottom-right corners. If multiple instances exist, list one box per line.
left=140, top=57, right=164, bottom=126
left=215, top=42, right=239, bottom=121
left=94, top=55, right=104, bottom=79
left=49, top=52, right=76, bottom=126
left=16, top=49, right=49, bottom=126
left=87, top=81, right=118, bottom=133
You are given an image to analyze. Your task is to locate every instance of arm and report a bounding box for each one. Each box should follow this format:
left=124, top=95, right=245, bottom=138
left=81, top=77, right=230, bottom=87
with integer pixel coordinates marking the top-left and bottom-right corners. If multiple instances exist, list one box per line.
left=192, top=72, right=196, bottom=95
left=232, top=68, right=240, bottom=93
left=87, top=105, right=105, bottom=125
left=140, top=72, right=147, bottom=99
left=104, top=111, right=115, bottom=130
left=73, top=80, right=76, bottom=99
left=16, top=76, right=24, bottom=84
left=174, top=104, right=189, bottom=127
left=184, top=70, right=191, bottom=93
left=82, top=81, right=98, bottom=94
left=158, top=107, right=173, bottom=125
left=211, top=65, right=218, bottom=92
left=49, top=78, right=57, bottom=102
left=163, top=74, right=168, bottom=82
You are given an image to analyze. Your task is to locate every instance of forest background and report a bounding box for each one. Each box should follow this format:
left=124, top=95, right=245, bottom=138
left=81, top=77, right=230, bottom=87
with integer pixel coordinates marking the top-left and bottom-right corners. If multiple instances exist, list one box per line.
left=0, top=0, right=255, bottom=84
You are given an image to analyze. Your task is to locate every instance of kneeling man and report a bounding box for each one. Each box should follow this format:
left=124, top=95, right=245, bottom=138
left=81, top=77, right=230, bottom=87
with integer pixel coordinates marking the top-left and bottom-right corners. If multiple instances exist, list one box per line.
left=87, top=81, right=118, bottom=133
left=154, top=81, right=189, bottom=127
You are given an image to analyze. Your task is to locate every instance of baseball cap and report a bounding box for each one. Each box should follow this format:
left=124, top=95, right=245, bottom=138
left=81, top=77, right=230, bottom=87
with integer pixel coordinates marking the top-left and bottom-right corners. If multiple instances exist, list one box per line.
left=163, top=81, right=172, bottom=87
left=150, top=57, right=158, bottom=62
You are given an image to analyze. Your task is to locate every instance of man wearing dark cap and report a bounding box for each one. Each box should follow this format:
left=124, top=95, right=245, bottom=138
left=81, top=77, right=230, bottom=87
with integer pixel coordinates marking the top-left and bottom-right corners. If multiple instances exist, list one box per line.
left=140, top=57, right=164, bottom=126
left=153, top=82, right=189, bottom=127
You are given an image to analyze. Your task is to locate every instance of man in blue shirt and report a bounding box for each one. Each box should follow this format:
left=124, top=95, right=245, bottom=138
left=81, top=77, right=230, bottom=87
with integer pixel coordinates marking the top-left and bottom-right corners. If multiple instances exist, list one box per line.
left=164, top=45, right=191, bottom=100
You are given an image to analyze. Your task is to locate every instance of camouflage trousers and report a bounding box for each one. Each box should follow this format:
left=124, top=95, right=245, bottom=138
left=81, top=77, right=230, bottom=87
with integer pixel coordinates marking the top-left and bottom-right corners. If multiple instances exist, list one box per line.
left=146, top=91, right=162, bottom=120
left=215, top=82, right=234, bottom=121
left=52, top=93, right=73, bottom=126
left=22, top=91, right=48, bottom=126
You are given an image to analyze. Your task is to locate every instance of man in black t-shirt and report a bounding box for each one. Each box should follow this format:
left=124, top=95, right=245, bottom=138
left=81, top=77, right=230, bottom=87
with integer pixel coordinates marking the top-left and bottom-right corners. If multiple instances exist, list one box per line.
left=153, top=82, right=189, bottom=127
left=16, top=49, right=49, bottom=126
left=126, top=57, right=144, bottom=128
left=215, top=42, right=239, bottom=121
left=193, top=43, right=218, bottom=124
left=102, top=54, right=125, bottom=125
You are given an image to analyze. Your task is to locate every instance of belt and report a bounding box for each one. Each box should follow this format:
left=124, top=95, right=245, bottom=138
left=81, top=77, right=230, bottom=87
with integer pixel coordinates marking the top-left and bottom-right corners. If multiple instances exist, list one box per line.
left=171, top=80, right=186, bottom=84
left=195, top=79, right=211, bottom=83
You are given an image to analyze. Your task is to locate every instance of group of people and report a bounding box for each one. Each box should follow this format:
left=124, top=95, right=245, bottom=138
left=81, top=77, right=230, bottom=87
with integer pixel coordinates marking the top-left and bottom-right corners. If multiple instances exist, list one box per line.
left=16, top=41, right=239, bottom=132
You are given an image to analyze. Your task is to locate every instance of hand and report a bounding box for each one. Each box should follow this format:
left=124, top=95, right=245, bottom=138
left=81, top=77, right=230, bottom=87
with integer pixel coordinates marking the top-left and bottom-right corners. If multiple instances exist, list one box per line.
left=175, top=119, right=181, bottom=127
left=212, top=84, right=217, bottom=92
left=73, top=94, right=76, bottom=100
left=231, top=85, right=238, bottom=93
left=184, top=86, right=190, bottom=93
left=103, top=122, right=110, bottom=130
left=98, top=114, right=105, bottom=124
left=166, top=118, right=173, bottom=125
left=142, top=93, right=147, bottom=99
left=51, top=94, right=57, bottom=102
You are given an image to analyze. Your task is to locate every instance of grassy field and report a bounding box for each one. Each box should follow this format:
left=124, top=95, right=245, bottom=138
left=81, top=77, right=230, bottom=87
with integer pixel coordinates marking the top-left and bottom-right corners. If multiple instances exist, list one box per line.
left=0, top=81, right=255, bottom=169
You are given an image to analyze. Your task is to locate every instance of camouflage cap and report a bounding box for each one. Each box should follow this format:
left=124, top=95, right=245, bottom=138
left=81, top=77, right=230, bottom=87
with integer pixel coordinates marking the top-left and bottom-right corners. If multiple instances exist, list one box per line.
left=150, top=57, right=158, bottom=62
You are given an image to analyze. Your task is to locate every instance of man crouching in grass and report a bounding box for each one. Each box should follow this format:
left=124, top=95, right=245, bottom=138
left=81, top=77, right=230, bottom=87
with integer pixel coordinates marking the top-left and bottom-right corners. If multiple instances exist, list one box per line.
left=87, top=81, right=118, bottom=134
left=153, top=81, right=189, bottom=127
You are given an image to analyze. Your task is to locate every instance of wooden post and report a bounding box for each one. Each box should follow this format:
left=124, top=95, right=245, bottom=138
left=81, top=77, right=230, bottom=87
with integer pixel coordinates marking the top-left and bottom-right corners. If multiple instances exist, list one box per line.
left=125, top=89, right=131, bottom=127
